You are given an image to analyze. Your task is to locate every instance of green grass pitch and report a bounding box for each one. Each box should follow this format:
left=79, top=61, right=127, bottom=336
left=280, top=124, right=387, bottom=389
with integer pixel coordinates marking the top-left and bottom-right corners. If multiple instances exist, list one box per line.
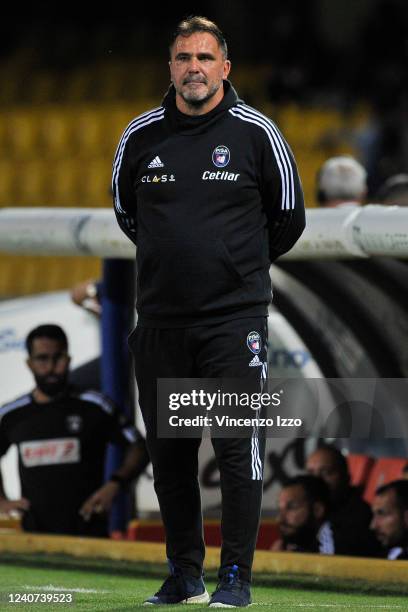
left=0, top=556, right=407, bottom=611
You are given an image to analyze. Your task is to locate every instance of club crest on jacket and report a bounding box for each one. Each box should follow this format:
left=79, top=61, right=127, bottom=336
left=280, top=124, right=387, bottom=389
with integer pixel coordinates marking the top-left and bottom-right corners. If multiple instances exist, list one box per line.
left=212, top=145, right=230, bottom=168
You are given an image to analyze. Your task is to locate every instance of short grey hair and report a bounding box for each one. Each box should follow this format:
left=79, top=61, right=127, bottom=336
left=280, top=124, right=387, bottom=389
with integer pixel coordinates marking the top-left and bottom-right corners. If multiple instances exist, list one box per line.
left=317, top=156, right=367, bottom=204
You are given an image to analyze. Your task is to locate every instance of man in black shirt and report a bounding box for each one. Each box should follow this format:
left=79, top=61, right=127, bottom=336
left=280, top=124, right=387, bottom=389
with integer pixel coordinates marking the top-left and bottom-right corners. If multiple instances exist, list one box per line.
left=0, top=324, right=146, bottom=537
left=113, top=15, right=305, bottom=607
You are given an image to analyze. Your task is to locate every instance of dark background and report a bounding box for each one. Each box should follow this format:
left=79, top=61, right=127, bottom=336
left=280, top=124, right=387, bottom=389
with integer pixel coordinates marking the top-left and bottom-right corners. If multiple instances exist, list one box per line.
left=2, top=0, right=407, bottom=107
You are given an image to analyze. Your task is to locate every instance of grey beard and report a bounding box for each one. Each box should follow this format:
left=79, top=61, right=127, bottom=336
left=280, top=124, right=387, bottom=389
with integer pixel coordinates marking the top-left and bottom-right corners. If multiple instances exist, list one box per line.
left=180, top=82, right=220, bottom=109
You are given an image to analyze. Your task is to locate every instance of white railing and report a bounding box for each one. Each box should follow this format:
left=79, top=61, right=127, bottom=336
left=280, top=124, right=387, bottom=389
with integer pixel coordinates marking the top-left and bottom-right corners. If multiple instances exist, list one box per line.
left=0, top=205, right=407, bottom=259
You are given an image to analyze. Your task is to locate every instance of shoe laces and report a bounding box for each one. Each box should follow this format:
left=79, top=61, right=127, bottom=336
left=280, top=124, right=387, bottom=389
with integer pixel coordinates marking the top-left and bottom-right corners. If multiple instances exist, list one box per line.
left=217, top=564, right=241, bottom=591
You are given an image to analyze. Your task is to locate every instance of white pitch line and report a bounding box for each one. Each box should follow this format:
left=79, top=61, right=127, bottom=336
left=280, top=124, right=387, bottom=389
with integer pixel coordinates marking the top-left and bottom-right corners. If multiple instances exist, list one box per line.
left=23, top=585, right=110, bottom=594
left=251, top=604, right=404, bottom=609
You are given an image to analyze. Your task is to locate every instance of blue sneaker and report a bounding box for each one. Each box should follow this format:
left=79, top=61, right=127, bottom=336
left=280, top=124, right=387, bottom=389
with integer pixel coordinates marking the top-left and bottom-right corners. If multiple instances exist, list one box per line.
left=209, top=565, right=251, bottom=608
left=144, top=562, right=209, bottom=605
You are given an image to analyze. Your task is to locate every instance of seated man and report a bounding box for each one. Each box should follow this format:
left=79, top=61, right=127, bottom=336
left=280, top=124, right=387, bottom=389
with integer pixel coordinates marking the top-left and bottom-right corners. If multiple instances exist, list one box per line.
left=315, top=156, right=367, bottom=208
left=0, top=324, right=148, bottom=536
left=370, top=480, right=408, bottom=560
left=273, top=475, right=334, bottom=553
left=306, top=444, right=381, bottom=556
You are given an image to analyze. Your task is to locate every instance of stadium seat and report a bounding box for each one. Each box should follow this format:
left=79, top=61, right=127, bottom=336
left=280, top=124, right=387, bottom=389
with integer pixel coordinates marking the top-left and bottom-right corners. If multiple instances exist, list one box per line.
left=72, top=109, right=104, bottom=155
left=47, top=159, right=83, bottom=206
left=38, top=108, right=74, bottom=159
left=0, top=161, right=18, bottom=207
left=80, top=158, right=112, bottom=207
left=5, top=110, right=39, bottom=159
left=363, top=457, right=407, bottom=503
left=13, top=159, right=47, bottom=206
left=346, top=453, right=375, bottom=489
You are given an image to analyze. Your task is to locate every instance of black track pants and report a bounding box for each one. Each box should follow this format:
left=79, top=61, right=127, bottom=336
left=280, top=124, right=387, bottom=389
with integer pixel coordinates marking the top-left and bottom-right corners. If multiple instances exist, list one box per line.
left=129, top=317, right=268, bottom=582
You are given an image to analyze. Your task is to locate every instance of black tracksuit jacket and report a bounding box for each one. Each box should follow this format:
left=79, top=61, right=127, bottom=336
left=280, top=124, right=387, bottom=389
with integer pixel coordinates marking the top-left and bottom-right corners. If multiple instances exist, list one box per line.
left=113, top=81, right=305, bottom=328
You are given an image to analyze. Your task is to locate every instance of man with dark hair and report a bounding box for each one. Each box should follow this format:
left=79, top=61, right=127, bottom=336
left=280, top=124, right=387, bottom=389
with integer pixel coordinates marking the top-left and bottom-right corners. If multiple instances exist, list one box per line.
left=371, top=480, right=408, bottom=560
left=113, top=14, right=305, bottom=608
left=0, top=324, right=147, bottom=536
left=306, top=445, right=380, bottom=556
left=25, top=324, right=68, bottom=355
left=170, top=15, right=228, bottom=59
left=273, top=475, right=334, bottom=553
left=23, top=325, right=70, bottom=398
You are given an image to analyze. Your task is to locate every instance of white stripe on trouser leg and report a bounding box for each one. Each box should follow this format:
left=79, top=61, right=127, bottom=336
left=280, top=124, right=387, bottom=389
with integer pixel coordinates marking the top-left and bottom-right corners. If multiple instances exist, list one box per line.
left=251, top=357, right=268, bottom=480
left=251, top=432, right=261, bottom=480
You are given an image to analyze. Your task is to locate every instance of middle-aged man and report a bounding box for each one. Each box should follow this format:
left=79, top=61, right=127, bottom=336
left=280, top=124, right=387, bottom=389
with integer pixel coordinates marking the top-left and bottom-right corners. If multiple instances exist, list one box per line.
left=306, top=444, right=381, bottom=557
left=113, top=16, right=305, bottom=607
left=0, top=324, right=147, bottom=537
left=316, top=155, right=367, bottom=208
left=371, top=480, right=408, bottom=560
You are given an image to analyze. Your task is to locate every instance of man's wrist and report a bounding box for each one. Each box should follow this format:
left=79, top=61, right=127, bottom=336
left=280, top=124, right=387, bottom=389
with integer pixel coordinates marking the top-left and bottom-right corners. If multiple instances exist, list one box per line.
left=109, top=473, right=128, bottom=488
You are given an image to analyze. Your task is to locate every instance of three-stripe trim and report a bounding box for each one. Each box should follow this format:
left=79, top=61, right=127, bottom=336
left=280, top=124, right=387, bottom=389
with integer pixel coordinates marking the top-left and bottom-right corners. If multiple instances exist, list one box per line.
left=251, top=345, right=268, bottom=481
left=79, top=390, right=114, bottom=415
left=112, top=107, right=165, bottom=214
left=251, top=430, right=262, bottom=481
left=229, top=104, right=295, bottom=211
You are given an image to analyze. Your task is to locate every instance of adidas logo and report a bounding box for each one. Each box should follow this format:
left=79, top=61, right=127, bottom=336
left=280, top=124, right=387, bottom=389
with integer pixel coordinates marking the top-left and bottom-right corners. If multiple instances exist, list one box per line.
left=249, top=355, right=262, bottom=367
left=148, top=156, right=164, bottom=168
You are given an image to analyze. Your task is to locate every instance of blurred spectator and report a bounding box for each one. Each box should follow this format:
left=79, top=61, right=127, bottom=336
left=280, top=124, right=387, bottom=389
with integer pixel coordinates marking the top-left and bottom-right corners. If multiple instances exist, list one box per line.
left=371, top=480, right=408, bottom=560
left=316, top=156, right=367, bottom=208
left=375, top=174, right=408, bottom=207
left=71, top=279, right=102, bottom=316
left=0, top=324, right=148, bottom=536
left=403, top=463, right=408, bottom=480
left=70, top=278, right=102, bottom=390
left=306, top=444, right=381, bottom=556
left=272, top=475, right=334, bottom=553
